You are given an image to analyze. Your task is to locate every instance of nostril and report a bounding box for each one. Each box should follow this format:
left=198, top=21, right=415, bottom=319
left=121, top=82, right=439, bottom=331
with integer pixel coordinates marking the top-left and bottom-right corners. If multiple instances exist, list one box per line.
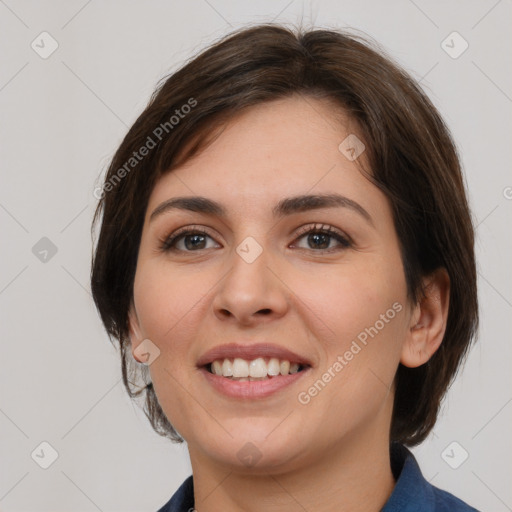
left=258, top=309, right=272, bottom=315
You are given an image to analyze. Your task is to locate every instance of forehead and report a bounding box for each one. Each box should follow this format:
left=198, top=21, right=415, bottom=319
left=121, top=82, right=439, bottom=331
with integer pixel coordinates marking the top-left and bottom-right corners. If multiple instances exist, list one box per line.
left=146, top=95, right=382, bottom=220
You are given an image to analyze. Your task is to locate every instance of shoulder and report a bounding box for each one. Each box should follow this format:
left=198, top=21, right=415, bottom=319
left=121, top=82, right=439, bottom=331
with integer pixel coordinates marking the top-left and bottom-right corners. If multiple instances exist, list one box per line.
left=430, top=484, right=479, bottom=512
left=156, top=475, right=194, bottom=512
left=382, top=443, right=480, bottom=512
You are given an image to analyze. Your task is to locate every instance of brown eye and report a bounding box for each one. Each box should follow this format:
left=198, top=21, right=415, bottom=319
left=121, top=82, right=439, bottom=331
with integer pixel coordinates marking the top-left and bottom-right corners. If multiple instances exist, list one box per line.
left=161, top=229, right=220, bottom=252
left=292, top=224, right=351, bottom=252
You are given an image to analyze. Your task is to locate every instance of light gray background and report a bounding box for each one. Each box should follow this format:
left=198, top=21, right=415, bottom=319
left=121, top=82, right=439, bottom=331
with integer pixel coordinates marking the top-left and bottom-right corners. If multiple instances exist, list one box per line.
left=1, top=1, right=511, bottom=511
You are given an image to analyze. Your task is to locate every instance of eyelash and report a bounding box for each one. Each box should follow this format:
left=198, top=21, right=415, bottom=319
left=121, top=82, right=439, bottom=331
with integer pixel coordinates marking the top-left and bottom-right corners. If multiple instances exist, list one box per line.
left=159, top=223, right=352, bottom=254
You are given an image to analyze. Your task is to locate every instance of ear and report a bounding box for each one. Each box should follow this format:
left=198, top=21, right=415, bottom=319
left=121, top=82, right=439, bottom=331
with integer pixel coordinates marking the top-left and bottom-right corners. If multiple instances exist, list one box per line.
left=401, top=268, right=450, bottom=368
left=128, top=306, right=144, bottom=363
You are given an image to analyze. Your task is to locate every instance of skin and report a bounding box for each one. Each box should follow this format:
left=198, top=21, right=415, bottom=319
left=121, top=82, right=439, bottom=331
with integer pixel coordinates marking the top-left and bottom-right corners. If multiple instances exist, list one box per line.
left=129, top=95, right=450, bottom=512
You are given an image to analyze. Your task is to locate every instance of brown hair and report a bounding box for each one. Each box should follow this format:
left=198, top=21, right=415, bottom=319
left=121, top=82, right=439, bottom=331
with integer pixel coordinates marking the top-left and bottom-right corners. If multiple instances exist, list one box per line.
left=91, top=23, right=478, bottom=446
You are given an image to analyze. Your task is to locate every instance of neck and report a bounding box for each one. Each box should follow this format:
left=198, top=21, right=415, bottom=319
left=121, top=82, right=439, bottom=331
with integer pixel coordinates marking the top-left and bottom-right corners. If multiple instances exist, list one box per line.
left=188, top=421, right=396, bottom=512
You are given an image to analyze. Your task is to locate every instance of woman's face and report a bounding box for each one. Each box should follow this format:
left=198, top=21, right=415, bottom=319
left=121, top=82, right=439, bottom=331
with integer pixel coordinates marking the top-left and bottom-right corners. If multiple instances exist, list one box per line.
left=130, top=96, right=415, bottom=472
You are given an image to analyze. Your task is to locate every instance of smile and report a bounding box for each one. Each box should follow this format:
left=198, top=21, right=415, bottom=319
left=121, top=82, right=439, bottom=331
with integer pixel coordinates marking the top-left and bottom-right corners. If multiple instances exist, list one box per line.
left=197, top=342, right=313, bottom=398
left=207, top=357, right=306, bottom=380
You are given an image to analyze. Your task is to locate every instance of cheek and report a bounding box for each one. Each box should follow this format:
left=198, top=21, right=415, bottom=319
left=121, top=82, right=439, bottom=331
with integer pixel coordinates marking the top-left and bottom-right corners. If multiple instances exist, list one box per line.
left=292, top=256, right=408, bottom=394
left=131, top=264, right=208, bottom=392
left=133, top=261, right=207, bottom=342
left=288, top=278, right=407, bottom=447
left=132, top=262, right=207, bottom=433
left=290, top=256, right=407, bottom=345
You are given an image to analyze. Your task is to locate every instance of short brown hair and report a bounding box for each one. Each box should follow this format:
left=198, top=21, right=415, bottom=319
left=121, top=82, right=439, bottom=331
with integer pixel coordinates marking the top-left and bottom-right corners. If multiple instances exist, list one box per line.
left=91, top=23, right=478, bottom=446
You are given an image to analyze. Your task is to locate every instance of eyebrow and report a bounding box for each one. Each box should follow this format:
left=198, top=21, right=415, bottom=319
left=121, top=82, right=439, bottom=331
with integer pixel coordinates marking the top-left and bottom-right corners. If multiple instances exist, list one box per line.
left=149, top=193, right=373, bottom=225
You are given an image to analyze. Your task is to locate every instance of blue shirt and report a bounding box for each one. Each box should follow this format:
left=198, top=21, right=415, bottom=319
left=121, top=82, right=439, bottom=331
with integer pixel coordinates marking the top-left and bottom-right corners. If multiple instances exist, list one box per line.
left=157, top=443, right=479, bottom=511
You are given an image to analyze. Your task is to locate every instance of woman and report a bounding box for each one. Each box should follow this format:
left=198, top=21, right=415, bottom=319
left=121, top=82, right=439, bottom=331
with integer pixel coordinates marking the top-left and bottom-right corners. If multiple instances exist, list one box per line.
left=91, top=24, right=479, bottom=511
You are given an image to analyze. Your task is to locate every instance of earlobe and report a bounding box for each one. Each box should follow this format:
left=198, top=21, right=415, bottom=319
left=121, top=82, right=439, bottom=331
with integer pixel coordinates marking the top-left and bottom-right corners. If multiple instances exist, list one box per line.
left=400, top=268, right=450, bottom=368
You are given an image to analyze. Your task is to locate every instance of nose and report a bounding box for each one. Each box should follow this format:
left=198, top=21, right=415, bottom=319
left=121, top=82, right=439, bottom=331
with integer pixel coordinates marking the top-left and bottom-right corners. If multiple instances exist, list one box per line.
left=211, top=243, right=289, bottom=326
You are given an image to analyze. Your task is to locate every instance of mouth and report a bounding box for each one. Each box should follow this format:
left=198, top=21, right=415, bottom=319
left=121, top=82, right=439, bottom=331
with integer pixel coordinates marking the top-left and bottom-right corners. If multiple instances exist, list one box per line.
left=197, top=343, right=312, bottom=398
left=203, top=356, right=310, bottom=381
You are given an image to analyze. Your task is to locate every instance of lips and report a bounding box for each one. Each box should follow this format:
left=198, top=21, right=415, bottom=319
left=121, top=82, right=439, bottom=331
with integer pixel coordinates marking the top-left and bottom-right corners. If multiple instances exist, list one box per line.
left=197, top=343, right=313, bottom=398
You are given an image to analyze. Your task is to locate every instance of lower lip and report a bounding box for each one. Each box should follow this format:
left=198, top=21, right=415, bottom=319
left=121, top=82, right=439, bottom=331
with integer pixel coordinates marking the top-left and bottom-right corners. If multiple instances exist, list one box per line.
left=199, top=367, right=311, bottom=399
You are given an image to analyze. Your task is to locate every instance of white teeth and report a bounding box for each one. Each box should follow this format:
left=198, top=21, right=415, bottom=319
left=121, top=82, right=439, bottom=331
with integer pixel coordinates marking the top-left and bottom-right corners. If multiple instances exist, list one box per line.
left=232, top=358, right=249, bottom=378
left=267, top=358, right=280, bottom=376
left=212, top=360, right=223, bottom=376
left=209, top=357, right=306, bottom=378
left=222, top=359, right=233, bottom=377
left=249, top=358, right=267, bottom=378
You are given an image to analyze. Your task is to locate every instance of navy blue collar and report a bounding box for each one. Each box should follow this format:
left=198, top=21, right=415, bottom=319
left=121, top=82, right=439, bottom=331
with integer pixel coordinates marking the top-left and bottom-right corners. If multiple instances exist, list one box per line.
left=157, top=443, right=478, bottom=511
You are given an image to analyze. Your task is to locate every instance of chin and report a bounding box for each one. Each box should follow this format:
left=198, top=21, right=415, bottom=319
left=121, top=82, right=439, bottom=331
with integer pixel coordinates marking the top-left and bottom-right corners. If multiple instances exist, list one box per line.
left=190, top=422, right=310, bottom=473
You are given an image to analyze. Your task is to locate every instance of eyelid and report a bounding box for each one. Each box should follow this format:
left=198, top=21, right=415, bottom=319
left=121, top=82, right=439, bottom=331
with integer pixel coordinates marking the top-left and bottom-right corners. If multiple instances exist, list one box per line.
left=159, top=224, right=220, bottom=251
left=293, top=223, right=352, bottom=245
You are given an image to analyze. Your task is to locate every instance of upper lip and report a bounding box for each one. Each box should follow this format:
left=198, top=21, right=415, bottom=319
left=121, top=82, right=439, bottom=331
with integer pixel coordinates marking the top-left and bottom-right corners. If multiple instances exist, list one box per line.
left=197, top=343, right=312, bottom=367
